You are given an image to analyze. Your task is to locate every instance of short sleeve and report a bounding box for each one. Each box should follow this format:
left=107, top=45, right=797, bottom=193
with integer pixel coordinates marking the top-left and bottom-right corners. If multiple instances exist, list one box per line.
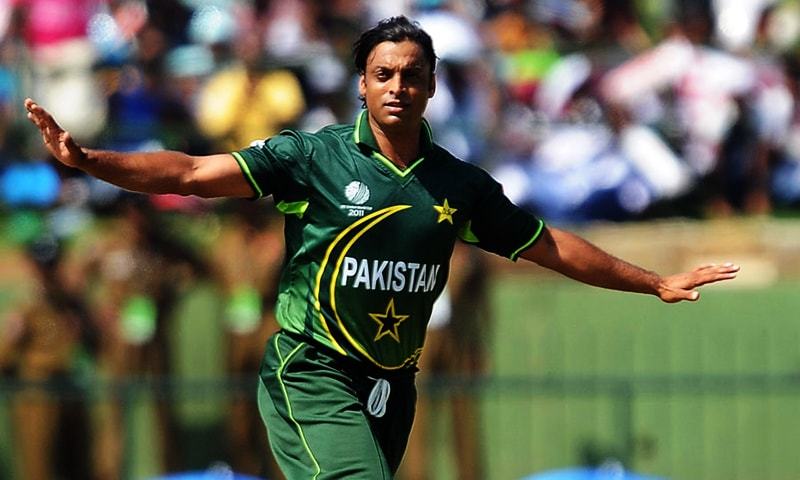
left=231, top=130, right=310, bottom=199
left=459, top=172, right=545, bottom=261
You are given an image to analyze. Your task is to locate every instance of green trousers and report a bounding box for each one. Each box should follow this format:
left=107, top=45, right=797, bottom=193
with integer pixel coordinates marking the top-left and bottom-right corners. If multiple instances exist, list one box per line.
left=258, top=331, right=417, bottom=479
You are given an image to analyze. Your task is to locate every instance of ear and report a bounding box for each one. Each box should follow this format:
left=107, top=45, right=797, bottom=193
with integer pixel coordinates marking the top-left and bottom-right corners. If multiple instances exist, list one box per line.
left=428, top=73, right=436, bottom=98
left=358, top=73, right=367, bottom=98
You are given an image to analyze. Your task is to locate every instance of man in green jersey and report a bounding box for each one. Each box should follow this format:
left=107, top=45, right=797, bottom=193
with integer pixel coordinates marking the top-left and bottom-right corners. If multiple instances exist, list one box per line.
left=25, top=16, right=739, bottom=480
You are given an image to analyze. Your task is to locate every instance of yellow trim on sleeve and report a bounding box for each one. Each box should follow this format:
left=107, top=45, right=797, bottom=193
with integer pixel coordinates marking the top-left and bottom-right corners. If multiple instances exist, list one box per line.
left=276, top=200, right=309, bottom=219
left=232, top=151, right=263, bottom=198
left=510, top=219, right=546, bottom=261
left=457, top=221, right=480, bottom=243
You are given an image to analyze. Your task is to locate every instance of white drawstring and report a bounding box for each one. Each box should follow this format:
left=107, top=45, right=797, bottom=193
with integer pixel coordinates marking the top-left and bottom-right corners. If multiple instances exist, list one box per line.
left=367, top=378, right=391, bottom=418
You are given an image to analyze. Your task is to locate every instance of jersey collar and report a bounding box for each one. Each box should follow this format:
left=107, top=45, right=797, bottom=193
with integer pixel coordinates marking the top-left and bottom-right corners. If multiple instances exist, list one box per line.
left=353, top=109, right=434, bottom=178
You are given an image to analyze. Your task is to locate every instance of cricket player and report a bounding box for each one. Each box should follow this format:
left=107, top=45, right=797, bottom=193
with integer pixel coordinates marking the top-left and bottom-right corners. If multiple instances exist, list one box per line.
left=25, top=15, right=738, bottom=480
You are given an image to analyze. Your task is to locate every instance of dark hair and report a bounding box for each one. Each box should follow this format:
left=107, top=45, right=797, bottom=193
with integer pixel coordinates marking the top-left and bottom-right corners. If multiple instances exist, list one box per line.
left=352, top=16, right=437, bottom=77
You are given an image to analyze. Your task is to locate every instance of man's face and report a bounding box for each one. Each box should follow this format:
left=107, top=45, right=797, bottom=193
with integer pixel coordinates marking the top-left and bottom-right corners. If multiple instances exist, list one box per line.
left=359, top=40, right=435, bottom=129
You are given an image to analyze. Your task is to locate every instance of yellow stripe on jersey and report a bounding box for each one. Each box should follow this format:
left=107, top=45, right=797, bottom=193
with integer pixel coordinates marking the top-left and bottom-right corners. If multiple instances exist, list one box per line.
left=313, top=205, right=410, bottom=356
left=329, top=205, right=412, bottom=369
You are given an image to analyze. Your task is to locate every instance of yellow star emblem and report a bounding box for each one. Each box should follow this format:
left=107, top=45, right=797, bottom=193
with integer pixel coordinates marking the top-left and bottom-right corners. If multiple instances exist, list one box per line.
left=433, top=198, right=457, bottom=224
left=369, top=298, right=409, bottom=343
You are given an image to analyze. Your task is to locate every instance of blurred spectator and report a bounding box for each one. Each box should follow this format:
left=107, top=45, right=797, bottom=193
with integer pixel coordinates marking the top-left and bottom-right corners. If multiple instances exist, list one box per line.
left=0, top=158, right=60, bottom=208
left=10, top=0, right=107, bottom=142
left=706, top=4, right=796, bottom=215
left=0, top=232, right=96, bottom=480
left=596, top=2, right=788, bottom=217
left=773, top=52, right=800, bottom=207
left=210, top=200, right=285, bottom=478
left=5, top=0, right=799, bottom=223
left=415, top=0, right=501, bottom=165
left=194, top=2, right=306, bottom=151
left=400, top=243, right=492, bottom=480
left=71, top=196, right=210, bottom=477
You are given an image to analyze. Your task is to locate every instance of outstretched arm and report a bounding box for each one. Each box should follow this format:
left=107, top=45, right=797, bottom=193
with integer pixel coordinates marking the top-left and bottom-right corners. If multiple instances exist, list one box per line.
left=520, top=226, right=739, bottom=303
left=25, top=98, right=254, bottom=198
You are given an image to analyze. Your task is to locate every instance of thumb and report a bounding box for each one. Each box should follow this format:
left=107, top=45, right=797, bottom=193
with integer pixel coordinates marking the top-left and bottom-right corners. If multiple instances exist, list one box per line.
left=57, top=130, right=87, bottom=166
left=660, top=287, right=700, bottom=303
left=62, top=131, right=84, bottom=159
left=672, top=289, right=699, bottom=303
left=63, top=130, right=80, bottom=151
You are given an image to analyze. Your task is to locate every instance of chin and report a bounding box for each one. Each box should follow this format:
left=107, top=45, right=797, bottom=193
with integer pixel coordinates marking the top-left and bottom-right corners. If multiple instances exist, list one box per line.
left=378, top=114, right=406, bottom=126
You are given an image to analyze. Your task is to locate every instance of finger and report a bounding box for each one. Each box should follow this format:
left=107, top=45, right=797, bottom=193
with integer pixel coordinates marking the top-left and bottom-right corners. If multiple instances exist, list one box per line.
left=695, top=262, right=739, bottom=273
left=689, top=263, right=739, bottom=282
left=26, top=106, right=51, bottom=132
left=708, top=263, right=740, bottom=278
left=25, top=99, right=61, bottom=132
left=62, top=131, right=84, bottom=157
left=691, top=269, right=739, bottom=288
left=37, top=107, right=60, bottom=132
left=694, top=263, right=718, bottom=270
left=675, top=288, right=700, bottom=302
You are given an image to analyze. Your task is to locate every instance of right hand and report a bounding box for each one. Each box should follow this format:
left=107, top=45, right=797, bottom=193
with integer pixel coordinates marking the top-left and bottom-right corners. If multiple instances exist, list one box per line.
left=24, top=98, right=87, bottom=168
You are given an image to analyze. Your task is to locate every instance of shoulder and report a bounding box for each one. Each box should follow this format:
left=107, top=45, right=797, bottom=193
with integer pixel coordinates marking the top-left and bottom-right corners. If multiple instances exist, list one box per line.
left=430, top=144, right=495, bottom=184
left=271, top=123, right=354, bottom=149
left=310, top=123, right=356, bottom=146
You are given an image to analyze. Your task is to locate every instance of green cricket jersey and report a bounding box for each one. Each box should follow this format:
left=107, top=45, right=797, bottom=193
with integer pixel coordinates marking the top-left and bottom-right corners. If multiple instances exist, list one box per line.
left=233, top=110, right=544, bottom=370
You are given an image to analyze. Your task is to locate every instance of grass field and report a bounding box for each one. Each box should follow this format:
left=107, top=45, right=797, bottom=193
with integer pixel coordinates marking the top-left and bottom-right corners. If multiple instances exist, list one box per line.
left=453, top=275, right=800, bottom=480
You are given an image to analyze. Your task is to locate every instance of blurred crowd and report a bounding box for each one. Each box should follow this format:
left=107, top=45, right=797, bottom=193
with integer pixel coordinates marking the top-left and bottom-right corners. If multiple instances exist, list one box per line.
left=1, top=0, right=800, bottom=478
left=0, top=0, right=799, bottom=224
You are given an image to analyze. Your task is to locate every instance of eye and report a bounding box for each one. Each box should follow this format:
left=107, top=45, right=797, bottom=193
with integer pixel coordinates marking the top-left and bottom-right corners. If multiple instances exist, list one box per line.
left=374, top=69, right=391, bottom=81
left=404, top=69, right=425, bottom=82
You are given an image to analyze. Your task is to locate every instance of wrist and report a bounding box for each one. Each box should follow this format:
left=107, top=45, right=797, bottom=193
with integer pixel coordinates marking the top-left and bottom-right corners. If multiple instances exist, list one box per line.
left=76, top=147, right=103, bottom=171
left=651, top=273, right=668, bottom=298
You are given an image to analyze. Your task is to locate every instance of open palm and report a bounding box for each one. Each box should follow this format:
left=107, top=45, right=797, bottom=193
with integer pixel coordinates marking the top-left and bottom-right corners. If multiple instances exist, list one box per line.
left=658, top=263, right=740, bottom=303
left=24, top=98, right=86, bottom=167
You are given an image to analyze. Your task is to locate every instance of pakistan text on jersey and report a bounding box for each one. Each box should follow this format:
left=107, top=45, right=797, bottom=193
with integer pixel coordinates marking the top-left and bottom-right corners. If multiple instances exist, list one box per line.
left=340, top=257, right=442, bottom=293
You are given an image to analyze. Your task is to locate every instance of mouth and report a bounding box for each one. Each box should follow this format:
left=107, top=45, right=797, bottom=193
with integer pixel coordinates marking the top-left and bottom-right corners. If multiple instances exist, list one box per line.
left=384, top=102, right=409, bottom=114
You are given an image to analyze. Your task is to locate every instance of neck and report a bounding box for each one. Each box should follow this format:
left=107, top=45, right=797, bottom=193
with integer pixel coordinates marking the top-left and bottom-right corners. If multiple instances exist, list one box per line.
left=368, top=115, right=422, bottom=169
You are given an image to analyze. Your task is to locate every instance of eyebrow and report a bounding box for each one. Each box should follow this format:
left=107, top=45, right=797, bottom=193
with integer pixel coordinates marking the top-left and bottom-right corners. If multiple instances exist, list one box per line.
left=371, top=63, right=426, bottom=73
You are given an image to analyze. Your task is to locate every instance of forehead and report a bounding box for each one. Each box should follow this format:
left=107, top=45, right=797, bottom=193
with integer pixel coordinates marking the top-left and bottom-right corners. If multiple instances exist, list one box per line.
left=365, top=40, right=429, bottom=70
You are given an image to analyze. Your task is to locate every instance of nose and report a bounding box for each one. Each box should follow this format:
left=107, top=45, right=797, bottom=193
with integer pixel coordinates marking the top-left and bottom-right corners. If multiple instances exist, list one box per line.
left=388, top=73, right=406, bottom=95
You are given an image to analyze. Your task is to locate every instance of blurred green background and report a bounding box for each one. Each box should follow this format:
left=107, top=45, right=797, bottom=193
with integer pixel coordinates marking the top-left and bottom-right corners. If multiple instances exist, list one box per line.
left=2, top=218, right=800, bottom=480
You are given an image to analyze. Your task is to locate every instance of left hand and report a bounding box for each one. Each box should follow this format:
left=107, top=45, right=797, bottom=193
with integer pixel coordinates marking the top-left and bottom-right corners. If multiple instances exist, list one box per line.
left=657, top=263, right=740, bottom=303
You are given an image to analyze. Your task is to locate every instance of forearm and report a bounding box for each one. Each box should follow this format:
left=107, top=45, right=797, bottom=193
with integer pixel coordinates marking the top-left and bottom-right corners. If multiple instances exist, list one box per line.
left=520, top=227, right=662, bottom=296
left=77, top=148, right=199, bottom=195
left=26, top=97, right=251, bottom=197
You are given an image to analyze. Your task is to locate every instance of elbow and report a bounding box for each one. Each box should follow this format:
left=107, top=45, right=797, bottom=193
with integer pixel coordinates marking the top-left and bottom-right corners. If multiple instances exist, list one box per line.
left=173, top=153, right=251, bottom=199
left=522, top=228, right=560, bottom=266
left=176, top=159, right=211, bottom=197
left=174, top=172, right=199, bottom=197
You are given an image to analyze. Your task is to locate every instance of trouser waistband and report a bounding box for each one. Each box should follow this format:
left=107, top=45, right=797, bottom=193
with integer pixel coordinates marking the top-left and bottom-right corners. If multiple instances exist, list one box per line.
left=276, top=329, right=418, bottom=381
